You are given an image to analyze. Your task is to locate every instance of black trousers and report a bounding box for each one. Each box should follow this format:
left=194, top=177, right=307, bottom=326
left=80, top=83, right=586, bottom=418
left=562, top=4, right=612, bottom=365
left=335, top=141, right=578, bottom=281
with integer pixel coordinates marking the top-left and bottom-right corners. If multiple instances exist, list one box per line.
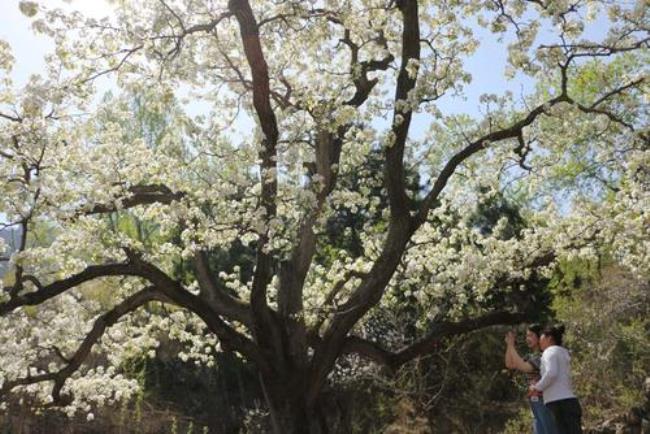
left=545, top=398, right=582, bottom=434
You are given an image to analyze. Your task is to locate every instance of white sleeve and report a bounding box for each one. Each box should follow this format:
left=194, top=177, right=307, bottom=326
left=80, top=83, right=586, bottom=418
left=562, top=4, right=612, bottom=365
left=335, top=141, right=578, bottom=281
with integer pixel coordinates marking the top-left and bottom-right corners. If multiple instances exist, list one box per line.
left=534, top=349, right=558, bottom=391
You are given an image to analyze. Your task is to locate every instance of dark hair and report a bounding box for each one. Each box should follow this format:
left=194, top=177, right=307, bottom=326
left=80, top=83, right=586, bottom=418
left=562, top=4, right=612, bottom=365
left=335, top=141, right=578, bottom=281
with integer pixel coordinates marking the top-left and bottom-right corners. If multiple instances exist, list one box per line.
left=527, top=323, right=542, bottom=338
left=541, top=324, right=566, bottom=346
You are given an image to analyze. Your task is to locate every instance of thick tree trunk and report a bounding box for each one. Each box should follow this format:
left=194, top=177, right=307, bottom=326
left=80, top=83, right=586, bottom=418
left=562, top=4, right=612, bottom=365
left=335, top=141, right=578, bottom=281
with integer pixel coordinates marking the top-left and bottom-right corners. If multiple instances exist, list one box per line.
left=259, top=374, right=332, bottom=434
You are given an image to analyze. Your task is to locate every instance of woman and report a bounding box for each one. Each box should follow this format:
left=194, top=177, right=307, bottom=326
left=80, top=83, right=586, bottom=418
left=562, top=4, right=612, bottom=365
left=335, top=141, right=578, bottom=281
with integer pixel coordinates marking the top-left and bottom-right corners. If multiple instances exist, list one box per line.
left=505, top=325, right=558, bottom=434
left=530, top=324, right=583, bottom=434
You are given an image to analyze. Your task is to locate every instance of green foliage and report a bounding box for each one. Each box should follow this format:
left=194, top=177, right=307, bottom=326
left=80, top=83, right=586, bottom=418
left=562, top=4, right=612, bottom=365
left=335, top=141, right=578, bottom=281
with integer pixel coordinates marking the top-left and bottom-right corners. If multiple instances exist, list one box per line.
left=342, top=330, right=527, bottom=433
left=132, top=351, right=261, bottom=432
left=551, top=260, right=650, bottom=426
left=501, top=407, right=534, bottom=434
left=78, top=279, right=123, bottom=309
left=548, top=256, right=600, bottom=298
left=467, top=188, right=526, bottom=240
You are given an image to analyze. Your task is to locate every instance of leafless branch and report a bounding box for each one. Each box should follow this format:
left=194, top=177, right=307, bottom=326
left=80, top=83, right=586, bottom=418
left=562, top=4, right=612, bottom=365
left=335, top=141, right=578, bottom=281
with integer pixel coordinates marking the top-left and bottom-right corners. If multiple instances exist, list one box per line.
left=341, top=310, right=527, bottom=371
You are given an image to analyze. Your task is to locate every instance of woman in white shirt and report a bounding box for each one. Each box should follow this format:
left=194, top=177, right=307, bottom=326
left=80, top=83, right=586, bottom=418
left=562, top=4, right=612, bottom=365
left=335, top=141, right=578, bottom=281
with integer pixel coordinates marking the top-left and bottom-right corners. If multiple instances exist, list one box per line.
left=530, top=324, right=583, bottom=434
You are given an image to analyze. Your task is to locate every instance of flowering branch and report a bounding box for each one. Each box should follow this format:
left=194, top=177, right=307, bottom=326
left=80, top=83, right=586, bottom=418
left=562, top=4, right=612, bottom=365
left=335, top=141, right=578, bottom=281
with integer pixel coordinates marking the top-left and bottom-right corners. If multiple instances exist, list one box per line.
left=0, top=287, right=164, bottom=404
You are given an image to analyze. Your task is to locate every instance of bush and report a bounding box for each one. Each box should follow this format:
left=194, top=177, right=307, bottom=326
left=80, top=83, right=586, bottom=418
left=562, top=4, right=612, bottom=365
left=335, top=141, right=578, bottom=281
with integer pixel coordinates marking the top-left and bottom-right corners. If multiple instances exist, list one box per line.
left=551, top=261, right=650, bottom=427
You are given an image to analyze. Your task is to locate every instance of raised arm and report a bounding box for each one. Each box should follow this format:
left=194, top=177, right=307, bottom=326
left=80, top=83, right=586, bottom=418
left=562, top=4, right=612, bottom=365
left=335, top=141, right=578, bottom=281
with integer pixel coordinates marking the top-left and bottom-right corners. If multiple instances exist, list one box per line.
left=504, top=331, right=535, bottom=373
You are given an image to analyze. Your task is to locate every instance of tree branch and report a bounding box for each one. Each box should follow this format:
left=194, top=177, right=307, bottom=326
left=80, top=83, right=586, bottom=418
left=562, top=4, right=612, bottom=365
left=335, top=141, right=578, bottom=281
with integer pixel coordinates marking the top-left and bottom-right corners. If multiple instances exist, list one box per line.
left=228, top=0, right=284, bottom=368
left=341, top=310, right=527, bottom=371
left=194, top=251, right=252, bottom=327
left=0, top=112, right=22, bottom=123
left=0, top=287, right=164, bottom=404
left=84, top=184, right=184, bottom=215
left=385, top=0, right=420, bottom=217
left=81, top=45, right=143, bottom=83
left=308, top=0, right=421, bottom=404
left=276, top=23, right=395, bottom=326
left=414, top=93, right=570, bottom=227
left=128, top=255, right=272, bottom=375
left=340, top=29, right=395, bottom=107
left=1, top=263, right=146, bottom=316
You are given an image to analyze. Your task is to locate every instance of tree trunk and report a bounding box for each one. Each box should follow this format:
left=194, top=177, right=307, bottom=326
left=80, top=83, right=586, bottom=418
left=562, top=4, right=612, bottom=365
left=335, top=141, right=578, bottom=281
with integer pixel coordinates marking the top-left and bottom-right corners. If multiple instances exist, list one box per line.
left=259, top=374, right=331, bottom=434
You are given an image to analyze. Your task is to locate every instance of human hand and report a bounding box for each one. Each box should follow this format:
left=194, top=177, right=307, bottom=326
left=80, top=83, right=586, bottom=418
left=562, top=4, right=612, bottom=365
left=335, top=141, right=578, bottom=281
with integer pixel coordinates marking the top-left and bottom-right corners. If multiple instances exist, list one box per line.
left=526, top=385, right=542, bottom=398
left=505, top=330, right=516, bottom=346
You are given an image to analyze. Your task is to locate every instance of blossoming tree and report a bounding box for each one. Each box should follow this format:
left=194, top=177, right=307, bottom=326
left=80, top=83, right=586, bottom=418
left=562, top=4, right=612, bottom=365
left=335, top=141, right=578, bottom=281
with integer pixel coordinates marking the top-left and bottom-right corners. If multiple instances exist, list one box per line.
left=0, top=0, right=647, bottom=431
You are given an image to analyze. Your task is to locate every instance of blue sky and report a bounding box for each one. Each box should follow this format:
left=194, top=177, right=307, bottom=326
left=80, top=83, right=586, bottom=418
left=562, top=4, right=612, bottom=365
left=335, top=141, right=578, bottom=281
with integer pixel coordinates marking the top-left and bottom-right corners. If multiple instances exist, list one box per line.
left=1, top=1, right=115, bottom=83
